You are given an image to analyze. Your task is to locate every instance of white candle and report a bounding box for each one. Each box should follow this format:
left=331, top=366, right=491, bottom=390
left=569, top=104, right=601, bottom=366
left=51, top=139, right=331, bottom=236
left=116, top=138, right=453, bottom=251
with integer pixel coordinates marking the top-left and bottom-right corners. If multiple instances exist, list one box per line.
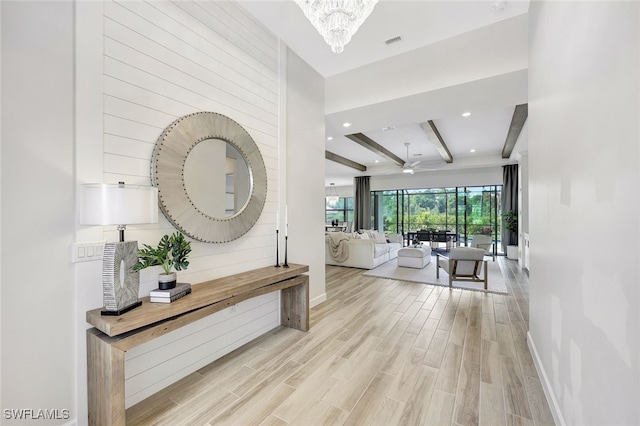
left=276, top=209, right=279, bottom=231
left=285, top=205, right=288, bottom=237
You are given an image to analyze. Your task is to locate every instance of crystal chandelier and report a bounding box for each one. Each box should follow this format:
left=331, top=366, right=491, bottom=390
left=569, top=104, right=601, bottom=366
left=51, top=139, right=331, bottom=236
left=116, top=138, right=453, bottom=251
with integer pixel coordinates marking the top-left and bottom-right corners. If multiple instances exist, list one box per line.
left=295, top=0, right=379, bottom=54
left=326, top=183, right=340, bottom=204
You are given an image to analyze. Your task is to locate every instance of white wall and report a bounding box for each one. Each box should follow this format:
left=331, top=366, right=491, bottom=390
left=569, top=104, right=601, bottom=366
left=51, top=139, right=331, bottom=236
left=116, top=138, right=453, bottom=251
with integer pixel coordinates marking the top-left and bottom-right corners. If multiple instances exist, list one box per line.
left=0, top=1, right=3, bottom=415
left=528, top=2, right=639, bottom=425
left=285, top=48, right=327, bottom=306
left=1, top=1, right=76, bottom=423
left=518, top=153, right=529, bottom=268
left=327, top=166, right=503, bottom=199
left=372, top=166, right=503, bottom=191
left=75, top=3, right=107, bottom=423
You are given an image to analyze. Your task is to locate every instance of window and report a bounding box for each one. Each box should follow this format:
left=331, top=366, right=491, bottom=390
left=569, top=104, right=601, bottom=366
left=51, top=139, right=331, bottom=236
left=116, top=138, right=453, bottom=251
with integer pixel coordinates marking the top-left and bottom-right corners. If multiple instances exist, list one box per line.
left=325, top=197, right=354, bottom=224
left=456, top=186, right=501, bottom=248
left=372, top=185, right=503, bottom=253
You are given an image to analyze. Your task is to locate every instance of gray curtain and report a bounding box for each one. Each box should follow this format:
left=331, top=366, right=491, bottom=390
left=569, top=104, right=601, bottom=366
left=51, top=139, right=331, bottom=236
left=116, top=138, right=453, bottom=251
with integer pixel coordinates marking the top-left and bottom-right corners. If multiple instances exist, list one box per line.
left=354, top=176, right=371, bottom=231
left=502, top=164, right=519, bottom=250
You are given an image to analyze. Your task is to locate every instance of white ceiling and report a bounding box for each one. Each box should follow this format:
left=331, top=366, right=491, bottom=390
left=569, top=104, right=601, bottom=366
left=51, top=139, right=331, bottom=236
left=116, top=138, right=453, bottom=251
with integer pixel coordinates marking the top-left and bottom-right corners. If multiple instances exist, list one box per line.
left=237, top=0, right=531, bottom=186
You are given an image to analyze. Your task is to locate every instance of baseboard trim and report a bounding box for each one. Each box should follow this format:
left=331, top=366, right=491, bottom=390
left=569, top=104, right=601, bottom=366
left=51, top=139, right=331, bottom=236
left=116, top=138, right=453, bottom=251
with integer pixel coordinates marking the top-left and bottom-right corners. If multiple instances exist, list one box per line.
left=310, top=293, right=327, bottom=308
left=527, top=331, right=565, bottom=426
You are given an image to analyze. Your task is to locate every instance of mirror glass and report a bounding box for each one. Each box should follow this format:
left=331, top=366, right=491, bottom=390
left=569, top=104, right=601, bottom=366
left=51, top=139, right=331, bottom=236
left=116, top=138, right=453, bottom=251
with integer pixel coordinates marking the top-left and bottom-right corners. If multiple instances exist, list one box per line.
left=153, top=111, right=267, bottom=243
left=184, top=139, right=251, bottom=218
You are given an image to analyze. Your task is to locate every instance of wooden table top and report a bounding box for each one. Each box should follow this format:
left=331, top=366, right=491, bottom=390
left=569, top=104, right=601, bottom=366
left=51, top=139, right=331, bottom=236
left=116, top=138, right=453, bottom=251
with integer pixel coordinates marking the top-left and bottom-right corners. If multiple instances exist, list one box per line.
left=86, top=263, right=309, bottom=337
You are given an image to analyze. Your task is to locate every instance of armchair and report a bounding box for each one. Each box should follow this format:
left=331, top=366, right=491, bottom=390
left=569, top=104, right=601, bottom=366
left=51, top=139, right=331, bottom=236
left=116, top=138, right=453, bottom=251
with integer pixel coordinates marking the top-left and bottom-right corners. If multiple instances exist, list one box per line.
left=470, top=234, right=495, bottom=261
left=436, top=247, right=488, bottom=289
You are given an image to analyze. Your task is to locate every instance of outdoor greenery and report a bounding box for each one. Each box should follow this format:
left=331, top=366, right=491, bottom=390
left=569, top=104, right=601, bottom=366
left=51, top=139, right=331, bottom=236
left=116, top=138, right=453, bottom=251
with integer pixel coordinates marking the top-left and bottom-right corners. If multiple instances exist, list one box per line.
left=374, top=187, right=501, bottom=243
left=133, top=232, right=192, bottom=275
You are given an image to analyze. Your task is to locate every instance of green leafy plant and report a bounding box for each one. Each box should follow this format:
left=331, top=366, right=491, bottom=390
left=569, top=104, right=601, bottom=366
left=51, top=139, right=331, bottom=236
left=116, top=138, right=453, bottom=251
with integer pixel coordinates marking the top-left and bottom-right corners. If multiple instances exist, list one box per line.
left=501, top=210, right=518, bottom=245
left=133, top=232, right=192, bottom=275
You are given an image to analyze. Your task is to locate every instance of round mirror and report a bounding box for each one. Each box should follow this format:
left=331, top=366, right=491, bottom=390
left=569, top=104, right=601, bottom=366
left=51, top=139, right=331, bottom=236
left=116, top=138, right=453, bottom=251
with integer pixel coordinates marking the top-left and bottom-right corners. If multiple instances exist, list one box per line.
left=183, top=138, right=251, bottom=218
left=152, top=112, right=267, bottom=243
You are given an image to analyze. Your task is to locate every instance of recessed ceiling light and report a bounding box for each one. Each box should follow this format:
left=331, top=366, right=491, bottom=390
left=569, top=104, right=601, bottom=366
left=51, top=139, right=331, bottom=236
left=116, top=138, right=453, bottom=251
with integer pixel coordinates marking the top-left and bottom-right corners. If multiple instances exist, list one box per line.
left=327, top=136, right=333, bottom=141
left=470, top=149, right=476, bottom=153
left=342, top=122, right=351, bottom=128
left=462, top=112, right=471, bottom=117
left=375, top=160, right=379, bottom=163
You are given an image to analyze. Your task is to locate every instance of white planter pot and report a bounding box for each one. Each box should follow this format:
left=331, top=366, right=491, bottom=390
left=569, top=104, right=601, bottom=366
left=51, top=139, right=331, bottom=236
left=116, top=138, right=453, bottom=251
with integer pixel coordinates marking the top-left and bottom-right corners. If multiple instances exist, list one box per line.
left=158, top=272, right=177, bottom=290
left=506, top=245, right=518, bottom=260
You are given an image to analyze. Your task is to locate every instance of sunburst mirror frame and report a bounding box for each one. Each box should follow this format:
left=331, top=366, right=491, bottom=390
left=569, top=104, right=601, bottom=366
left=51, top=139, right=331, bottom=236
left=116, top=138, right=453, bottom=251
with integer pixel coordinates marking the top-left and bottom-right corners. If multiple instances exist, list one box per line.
left=152, top=111, right=267, bottom=243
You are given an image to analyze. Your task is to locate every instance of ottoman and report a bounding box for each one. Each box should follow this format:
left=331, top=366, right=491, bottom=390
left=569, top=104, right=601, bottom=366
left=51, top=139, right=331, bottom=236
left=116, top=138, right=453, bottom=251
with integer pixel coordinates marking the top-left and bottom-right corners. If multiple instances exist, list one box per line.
left=397, top=246, right=432, bottom=268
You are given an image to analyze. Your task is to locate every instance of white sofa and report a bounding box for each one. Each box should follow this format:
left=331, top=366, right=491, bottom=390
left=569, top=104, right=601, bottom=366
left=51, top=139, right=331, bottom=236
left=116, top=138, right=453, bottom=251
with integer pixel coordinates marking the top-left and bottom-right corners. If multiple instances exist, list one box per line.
left=325, top=231, right=402, bottom=269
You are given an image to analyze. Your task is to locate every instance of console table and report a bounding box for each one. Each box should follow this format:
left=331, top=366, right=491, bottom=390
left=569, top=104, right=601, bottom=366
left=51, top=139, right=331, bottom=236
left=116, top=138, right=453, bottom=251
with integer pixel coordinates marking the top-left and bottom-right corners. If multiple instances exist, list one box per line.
left=86, top=263, right=309, bottom=426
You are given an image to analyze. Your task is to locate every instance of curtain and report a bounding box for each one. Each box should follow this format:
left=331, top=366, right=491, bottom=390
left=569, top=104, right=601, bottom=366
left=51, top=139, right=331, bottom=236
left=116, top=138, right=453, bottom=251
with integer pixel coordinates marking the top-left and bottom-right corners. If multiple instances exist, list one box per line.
left=354, top=176, right=371, bottom=231
left=502, top=164, right=519, bottom=250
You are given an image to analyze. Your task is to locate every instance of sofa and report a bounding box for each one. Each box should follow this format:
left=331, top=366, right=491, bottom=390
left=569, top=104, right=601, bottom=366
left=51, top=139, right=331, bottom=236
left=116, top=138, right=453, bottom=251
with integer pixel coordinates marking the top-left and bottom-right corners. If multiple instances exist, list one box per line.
left=325, top=230, right=403, bottom=269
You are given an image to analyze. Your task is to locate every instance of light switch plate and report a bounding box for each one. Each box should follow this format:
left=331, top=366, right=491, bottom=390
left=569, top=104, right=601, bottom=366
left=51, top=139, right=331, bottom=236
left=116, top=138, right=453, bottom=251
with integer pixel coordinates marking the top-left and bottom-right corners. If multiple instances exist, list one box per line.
left=72, top=241, right=106, bottom=263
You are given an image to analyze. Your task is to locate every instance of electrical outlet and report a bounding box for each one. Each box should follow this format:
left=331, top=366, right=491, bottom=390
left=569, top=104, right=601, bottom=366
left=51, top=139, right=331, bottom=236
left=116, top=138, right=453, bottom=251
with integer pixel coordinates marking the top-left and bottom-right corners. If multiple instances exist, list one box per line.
left=72, top=241, right=105, bottom=263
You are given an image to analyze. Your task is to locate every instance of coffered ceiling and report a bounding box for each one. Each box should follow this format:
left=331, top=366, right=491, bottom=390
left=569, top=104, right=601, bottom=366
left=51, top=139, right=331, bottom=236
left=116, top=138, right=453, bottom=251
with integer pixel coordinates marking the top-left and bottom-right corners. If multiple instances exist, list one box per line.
left=237, top=0, right=531, bottom=186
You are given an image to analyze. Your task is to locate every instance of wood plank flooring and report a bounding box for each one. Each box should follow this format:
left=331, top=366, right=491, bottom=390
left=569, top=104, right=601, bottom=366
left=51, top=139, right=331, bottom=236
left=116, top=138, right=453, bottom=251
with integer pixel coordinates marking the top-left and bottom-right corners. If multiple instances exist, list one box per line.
left=126, top=258, right=554, bottom=425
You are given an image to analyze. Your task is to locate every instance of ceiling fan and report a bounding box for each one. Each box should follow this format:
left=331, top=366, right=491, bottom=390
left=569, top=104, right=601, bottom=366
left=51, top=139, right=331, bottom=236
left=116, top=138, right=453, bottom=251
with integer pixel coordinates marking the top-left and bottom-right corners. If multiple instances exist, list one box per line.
left=402, top=143, right=420, bottom=174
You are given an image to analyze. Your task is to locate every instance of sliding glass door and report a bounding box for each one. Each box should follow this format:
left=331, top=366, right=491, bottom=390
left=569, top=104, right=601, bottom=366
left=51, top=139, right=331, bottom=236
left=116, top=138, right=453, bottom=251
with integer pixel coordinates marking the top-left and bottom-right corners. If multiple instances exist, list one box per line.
left=456, top=186, right=501, bottom=254
left=372, top=185, right=502, bottom=253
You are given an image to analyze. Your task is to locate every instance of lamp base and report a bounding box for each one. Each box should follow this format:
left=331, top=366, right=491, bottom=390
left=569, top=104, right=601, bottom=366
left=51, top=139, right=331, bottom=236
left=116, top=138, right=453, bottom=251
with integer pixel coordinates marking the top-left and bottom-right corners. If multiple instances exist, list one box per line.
left=101, top=300, right=142, bottom=316
left=102, top=241, right=141, bottom=314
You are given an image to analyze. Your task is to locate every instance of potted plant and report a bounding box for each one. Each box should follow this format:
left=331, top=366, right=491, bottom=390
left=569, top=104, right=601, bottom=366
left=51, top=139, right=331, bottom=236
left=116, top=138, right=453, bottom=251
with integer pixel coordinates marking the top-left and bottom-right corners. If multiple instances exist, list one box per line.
left=133, top=232, right=192, bottom=290
left=501, top=210, right=518, bottom=259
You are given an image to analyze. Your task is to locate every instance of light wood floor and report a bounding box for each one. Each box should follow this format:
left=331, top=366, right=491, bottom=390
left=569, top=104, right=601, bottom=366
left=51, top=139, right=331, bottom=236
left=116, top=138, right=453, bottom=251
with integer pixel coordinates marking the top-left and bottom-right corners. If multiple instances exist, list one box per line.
left=127, top=258, right=554, bottom=425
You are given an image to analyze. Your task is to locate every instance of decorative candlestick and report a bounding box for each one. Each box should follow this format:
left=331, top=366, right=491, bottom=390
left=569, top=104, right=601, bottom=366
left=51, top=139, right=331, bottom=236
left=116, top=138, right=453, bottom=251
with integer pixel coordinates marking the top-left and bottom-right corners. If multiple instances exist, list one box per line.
left=283, top=234, right=289, bottom=268
left=275, top=229, right=281, bottom=267
left=283, top=205, right=289, bottom=268
left=275, top=208, right=281, bottom=267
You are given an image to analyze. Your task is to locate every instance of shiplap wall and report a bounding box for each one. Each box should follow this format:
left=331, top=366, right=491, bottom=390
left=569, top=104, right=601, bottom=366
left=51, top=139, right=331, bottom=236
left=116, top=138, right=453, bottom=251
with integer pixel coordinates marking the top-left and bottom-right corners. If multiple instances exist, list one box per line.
left=101, top=0, right=282, bottom=407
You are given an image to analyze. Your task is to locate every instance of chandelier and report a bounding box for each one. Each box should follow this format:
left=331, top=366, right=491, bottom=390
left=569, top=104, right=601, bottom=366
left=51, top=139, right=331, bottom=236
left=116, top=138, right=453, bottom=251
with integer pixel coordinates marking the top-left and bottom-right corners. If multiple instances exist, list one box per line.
left=294, top=0, right=379, bottom=54
left=326, top=183, right=340, bottom=204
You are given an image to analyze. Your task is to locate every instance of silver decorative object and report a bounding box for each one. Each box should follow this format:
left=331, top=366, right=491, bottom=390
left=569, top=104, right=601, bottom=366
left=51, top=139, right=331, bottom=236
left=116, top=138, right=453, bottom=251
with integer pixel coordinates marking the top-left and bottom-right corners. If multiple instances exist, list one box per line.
left=152, top=112, right=267, bottom=243
left=102, top=241, right=141, bottom=315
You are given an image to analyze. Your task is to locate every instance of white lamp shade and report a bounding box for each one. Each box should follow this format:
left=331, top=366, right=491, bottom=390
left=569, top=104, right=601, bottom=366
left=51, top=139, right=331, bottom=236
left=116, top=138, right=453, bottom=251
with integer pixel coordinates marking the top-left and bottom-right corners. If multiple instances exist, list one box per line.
left=80, top=183, right=158, bottom=225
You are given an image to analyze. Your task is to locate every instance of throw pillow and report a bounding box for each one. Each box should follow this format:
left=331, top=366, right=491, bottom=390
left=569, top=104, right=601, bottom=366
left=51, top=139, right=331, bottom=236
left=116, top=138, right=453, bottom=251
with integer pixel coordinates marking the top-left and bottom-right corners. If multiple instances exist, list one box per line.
left=362, top=229, right=376, bottom=239
left=385, top=233, right=401, bottom=244
left=359, top=232, right=370, bottom=239
left=373, top=231, right=387, bottom=244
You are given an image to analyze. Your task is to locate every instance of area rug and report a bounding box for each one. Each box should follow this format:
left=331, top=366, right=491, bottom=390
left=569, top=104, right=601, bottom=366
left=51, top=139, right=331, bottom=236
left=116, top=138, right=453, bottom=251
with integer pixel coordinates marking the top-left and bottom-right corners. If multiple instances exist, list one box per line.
left=363, top=258, right=508, bottom=294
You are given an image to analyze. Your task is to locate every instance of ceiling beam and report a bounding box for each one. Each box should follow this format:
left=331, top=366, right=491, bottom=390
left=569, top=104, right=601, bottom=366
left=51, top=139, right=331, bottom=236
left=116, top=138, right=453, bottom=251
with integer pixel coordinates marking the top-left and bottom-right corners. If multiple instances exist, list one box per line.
left=345, top=133, right=405, bottom=166
left=502, top=104, right=528, bottom=159
left=325, top=150, right=367, bottom=172
left=420, top=121, right=453, bottom=163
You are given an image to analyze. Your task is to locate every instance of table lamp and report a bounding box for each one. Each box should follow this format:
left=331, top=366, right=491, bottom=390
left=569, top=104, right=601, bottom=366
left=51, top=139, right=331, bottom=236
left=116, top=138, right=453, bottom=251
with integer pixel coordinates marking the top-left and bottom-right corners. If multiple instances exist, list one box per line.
left=80, top=182, right=158, bottom=315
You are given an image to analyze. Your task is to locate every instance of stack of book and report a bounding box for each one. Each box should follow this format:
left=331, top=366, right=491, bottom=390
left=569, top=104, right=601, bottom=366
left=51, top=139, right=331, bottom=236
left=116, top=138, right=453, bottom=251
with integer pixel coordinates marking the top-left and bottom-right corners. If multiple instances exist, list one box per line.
left=149, top=283, right=192, bottom=303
